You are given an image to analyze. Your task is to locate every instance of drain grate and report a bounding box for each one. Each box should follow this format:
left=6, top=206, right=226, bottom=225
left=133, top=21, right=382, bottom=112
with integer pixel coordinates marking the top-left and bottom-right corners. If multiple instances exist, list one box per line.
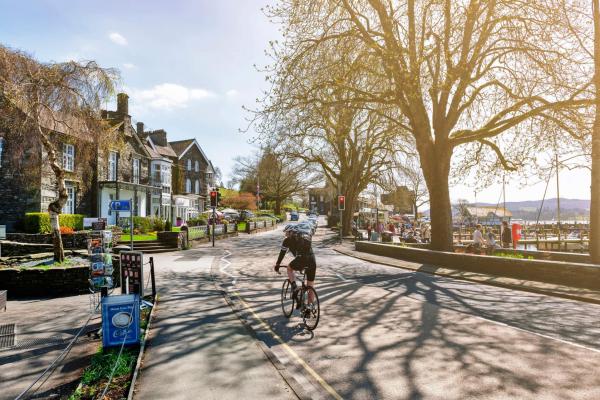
left=0, top=324, right=15, bottom=349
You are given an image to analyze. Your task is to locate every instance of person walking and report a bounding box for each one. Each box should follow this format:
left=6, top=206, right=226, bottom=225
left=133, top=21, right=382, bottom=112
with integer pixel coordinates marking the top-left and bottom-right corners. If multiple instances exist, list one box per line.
left=501, top=221, right=512, bottom=248
left=421, top=223, right=431, bottom=243
left=366, top=221, right=372, bottom=241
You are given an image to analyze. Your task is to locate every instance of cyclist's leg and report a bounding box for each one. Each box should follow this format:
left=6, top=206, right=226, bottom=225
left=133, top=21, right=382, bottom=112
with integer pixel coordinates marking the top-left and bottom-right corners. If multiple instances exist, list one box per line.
left=286, top=265, right=295, bottom=284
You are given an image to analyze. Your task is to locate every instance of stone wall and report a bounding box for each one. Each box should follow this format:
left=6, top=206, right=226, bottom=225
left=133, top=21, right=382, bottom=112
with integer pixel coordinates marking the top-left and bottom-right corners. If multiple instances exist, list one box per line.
left=355, top=241, right=600, bottom=290
left=6, top=232, right=90, bottom=248
left=0, top=266, right=90, bottom=297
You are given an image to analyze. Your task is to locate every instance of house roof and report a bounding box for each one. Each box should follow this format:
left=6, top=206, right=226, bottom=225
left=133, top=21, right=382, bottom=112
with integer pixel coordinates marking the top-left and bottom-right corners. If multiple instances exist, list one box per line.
left=169, top=138, right=211, bottom=165
left=146, top=136, right=177, bottom=158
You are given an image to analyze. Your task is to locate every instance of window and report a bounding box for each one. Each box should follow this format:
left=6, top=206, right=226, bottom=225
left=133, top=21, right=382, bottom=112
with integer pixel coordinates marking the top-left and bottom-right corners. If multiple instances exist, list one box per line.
left=195, top=160, right=199, bottom=172
left=62, top=182, right=75, bottom=214
left=187, top=159, right=192, bottom=171
left=132, top=158, right=140, bottom=184
left=161, top=164, right=171, bottom=185
left=195, top=179, right=199, bottom=194
left=185, top=178, right=191, bottom=193
left=0, top=137, right=4, bottom=167
left=108, top=151, right=117, bottom=180
left=63, top=144, right=74, bottom=172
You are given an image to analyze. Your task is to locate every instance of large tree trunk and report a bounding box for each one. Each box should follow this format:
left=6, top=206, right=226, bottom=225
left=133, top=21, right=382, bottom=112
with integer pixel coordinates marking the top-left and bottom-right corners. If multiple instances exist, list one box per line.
left=592, top=0, right=600, bottom=263
left=274, top=198, right=282, bottom=215
left=421, top=146, right=453, bottom=251
left=49, top=203, right=64, bottom=263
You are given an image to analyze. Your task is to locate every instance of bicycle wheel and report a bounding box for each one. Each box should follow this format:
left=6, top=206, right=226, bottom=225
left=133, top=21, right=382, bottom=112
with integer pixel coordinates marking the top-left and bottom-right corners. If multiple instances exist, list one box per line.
left=281, top=279, right=295, bottom=318
left=301, top=286, right=320, bottom=331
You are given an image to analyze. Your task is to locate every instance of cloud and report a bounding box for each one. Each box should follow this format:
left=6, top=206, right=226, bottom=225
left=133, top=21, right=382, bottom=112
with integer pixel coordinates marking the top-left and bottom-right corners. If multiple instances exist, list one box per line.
left=109, top=32, right=128, bottom=46
left=129, top=83, right=215, bottom=111
left=225, top=89, right=239, bottom=97
left=123, top=63, right=136, bottom=70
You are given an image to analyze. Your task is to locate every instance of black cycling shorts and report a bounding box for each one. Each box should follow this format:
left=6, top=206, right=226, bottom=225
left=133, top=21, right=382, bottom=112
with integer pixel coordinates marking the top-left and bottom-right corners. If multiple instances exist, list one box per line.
left=289, top=254, right=316, bottom=281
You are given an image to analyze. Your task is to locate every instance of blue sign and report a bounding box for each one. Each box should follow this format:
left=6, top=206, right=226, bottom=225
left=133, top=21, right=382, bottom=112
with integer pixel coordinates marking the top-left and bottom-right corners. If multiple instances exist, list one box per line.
left=109, top=200, right=131, bottom=211
left=101, top=294, right=140, bottom=348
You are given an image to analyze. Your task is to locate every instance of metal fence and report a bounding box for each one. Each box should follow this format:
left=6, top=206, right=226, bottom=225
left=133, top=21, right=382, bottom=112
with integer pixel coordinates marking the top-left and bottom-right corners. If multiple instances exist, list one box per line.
left=187, top=226, right=208, bottom=240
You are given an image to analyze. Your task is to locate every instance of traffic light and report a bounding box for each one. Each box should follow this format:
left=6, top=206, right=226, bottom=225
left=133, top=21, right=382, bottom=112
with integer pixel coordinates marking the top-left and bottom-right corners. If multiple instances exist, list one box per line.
left=338, top=195, right=345, bottom=211
left=210, top=190, right=218, bottom=207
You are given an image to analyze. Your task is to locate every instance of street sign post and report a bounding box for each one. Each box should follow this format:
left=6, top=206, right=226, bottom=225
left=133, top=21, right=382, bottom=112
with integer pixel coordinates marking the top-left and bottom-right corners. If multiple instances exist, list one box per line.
left=110, top=199, right=133, bottom=250
left=209, top=190, right=218, bottom=247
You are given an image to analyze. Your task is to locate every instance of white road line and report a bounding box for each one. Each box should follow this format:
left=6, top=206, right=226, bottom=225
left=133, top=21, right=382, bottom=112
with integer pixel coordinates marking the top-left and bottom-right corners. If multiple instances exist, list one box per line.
left=219, top=250, right=236, bottom=284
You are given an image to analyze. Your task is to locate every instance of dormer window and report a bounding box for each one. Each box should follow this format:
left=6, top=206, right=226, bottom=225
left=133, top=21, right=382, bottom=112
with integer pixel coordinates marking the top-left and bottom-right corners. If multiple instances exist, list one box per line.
left=187, top=159, right=192, bottom=171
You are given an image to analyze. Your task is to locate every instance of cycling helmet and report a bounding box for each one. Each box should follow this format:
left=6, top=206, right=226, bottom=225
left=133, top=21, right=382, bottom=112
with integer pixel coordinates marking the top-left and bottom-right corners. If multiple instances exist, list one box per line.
left=283, top=224, right=298, bottom=233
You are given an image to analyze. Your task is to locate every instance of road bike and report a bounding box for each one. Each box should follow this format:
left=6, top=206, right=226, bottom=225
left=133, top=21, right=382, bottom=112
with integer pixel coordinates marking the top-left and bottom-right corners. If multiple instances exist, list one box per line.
left=278, top=266, right=320, bottom=331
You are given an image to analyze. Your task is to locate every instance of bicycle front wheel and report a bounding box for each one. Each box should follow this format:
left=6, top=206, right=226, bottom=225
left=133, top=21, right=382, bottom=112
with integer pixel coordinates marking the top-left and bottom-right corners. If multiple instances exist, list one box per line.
left=281, top=279, right=295, bottom=318
left=301, top=286, right=320, bottom=331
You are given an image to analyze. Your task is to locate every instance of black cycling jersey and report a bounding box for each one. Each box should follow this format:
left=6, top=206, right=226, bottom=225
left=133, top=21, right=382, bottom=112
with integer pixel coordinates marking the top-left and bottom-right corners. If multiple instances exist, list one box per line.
left=276, top=234, right=317, bottom=281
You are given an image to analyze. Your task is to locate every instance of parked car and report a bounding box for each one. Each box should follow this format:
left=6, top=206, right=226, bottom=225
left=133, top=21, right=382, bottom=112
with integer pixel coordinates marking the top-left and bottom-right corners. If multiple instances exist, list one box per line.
left=290, top=211, right=299, bottom=221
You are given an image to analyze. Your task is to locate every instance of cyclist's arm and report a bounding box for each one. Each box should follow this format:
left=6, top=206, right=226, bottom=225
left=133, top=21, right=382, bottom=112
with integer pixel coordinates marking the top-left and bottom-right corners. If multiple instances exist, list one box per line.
left=276, top=245, right=288, bottom=266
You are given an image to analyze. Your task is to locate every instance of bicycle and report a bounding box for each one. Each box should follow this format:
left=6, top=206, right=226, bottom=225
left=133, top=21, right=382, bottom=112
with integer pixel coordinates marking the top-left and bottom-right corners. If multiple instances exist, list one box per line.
left=277, top=265, right=320, bottom=331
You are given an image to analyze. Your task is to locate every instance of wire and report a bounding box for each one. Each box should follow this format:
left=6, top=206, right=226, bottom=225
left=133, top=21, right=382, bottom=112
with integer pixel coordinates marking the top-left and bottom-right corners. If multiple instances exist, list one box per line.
left=97, top=317, right=132, bottom=399
left=15, top=302, right=100, bottom=400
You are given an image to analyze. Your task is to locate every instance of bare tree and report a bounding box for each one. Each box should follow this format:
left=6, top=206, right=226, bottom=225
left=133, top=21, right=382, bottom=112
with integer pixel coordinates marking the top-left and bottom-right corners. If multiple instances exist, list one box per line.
left=264, top=0, right=593, bottom=250
left=380, top=153, right=429, bottom=218
left=0, top=45, right=116, bottom=261
left=232, top=149, right=317, bottom=214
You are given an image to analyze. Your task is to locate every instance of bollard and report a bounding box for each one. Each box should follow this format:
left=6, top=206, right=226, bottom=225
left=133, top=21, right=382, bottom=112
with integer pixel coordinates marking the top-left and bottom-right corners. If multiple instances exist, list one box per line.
left=150, top=256, right=157, bottom=300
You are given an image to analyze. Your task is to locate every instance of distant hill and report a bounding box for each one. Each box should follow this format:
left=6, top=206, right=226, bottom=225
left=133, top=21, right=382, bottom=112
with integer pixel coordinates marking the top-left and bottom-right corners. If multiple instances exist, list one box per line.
left=473, top=198, right=589, bottom=221
left=423, top=198, right=590, bottom=221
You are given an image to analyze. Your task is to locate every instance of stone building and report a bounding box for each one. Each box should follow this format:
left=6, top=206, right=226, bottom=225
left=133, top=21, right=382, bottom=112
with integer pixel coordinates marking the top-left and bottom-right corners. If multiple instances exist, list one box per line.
left=169, top=139, right=216, bottom=220
left=0, top=92, right=218, bottom=231
left=0, top=109, right=97, bottom=231
left=97, top=93, right=155, bottom=225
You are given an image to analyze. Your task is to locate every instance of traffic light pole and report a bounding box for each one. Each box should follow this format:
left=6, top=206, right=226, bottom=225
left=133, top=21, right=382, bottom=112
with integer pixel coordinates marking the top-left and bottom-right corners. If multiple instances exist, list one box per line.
left=340, top=209, right=343, bottom=243
left=212, top=206, right=216, bottom=247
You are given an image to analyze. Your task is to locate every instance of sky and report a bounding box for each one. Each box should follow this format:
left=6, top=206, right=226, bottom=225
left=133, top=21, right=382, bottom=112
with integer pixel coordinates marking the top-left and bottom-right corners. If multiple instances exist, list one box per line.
left=0, top=1, right=592, bottom=204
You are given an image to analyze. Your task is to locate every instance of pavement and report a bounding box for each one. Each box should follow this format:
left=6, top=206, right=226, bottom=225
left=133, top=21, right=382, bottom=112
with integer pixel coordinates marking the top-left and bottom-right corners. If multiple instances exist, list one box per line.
left=133, top=247, right=297, bottom=400
left=0, top=294, right=100, bottom=400
left=333, top=241, right=600, bottom=304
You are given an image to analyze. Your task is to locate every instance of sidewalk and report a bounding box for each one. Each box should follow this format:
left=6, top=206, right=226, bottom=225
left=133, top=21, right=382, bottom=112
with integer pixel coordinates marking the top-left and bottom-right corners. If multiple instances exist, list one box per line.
left=134, top=249, right=297, bottom=400
left=333, top=241, right=600, bottom=304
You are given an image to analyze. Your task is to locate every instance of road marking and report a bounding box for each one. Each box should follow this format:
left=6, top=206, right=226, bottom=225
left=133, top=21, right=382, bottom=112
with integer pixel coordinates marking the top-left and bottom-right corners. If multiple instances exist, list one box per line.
left=335, top=272, right=347, bottom=281
left=231, top=290, right=343, bottom=400
left=219, top=250, right=236, bottom=285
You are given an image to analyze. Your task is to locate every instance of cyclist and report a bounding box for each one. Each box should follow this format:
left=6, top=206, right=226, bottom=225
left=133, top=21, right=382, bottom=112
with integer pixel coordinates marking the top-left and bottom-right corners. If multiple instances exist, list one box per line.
left=274, top=224, right=317, bottom=311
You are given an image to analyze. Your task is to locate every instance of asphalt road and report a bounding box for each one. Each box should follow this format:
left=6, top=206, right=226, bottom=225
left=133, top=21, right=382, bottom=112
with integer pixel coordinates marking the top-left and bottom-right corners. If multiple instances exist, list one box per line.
left=208, top=217, right=600, bottom=400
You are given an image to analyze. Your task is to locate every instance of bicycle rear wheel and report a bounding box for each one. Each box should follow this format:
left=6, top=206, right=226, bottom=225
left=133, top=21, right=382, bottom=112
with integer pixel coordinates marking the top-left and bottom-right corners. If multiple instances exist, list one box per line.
left=281, top=279, right=295, bottom=318
left=301, top=286, right=320, bottom=331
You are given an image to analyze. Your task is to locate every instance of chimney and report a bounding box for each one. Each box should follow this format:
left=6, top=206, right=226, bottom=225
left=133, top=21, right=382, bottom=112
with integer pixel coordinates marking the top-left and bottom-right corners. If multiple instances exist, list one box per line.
left=117, top=93, right=129, bottom=115
left=136, top=122, right=144, bottom=136
left=150, top=129, right=168, bottom=146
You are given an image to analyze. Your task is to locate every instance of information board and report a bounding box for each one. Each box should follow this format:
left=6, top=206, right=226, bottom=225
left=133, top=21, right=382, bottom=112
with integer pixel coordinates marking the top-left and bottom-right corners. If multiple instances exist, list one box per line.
left=101, top=294, right=140, bottom=348
left=120, top=251, right=144, bottom=297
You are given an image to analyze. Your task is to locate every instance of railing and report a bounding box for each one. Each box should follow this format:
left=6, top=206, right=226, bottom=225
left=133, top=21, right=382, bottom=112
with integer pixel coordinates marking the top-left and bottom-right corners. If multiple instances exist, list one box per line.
left=186, top=226, right=208, bottom=240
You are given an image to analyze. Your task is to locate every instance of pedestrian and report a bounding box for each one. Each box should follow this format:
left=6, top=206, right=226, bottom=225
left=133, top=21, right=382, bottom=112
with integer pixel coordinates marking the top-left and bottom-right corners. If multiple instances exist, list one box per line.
left=473, top=224, right=485, bottom=249
left=421, top=223, right=431, bottom=243
left=501, top=221, right=512, bottom=248
left=366, top=221, right=372, bottom=241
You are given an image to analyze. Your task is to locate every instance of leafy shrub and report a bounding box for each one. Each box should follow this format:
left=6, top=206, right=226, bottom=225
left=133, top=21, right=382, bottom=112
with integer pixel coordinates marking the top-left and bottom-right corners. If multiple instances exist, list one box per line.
left=187, top=215, right=207, bottom=226
left=133, top=216, right=153, bottom=234
left=24, top=212, right=84, bottom=233
left=151, top=217, right=165, bottom=232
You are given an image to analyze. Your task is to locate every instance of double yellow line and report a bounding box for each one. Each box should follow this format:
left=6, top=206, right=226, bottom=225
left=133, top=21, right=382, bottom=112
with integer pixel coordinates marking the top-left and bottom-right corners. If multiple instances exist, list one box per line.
left=231, top=290, right=343, bottom=400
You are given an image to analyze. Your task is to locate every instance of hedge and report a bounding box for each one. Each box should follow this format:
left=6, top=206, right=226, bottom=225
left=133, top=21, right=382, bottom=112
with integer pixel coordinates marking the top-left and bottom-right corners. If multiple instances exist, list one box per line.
left=24, top=213, right=84, bottom=234
left=132, top=217, right=165, bottom=233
